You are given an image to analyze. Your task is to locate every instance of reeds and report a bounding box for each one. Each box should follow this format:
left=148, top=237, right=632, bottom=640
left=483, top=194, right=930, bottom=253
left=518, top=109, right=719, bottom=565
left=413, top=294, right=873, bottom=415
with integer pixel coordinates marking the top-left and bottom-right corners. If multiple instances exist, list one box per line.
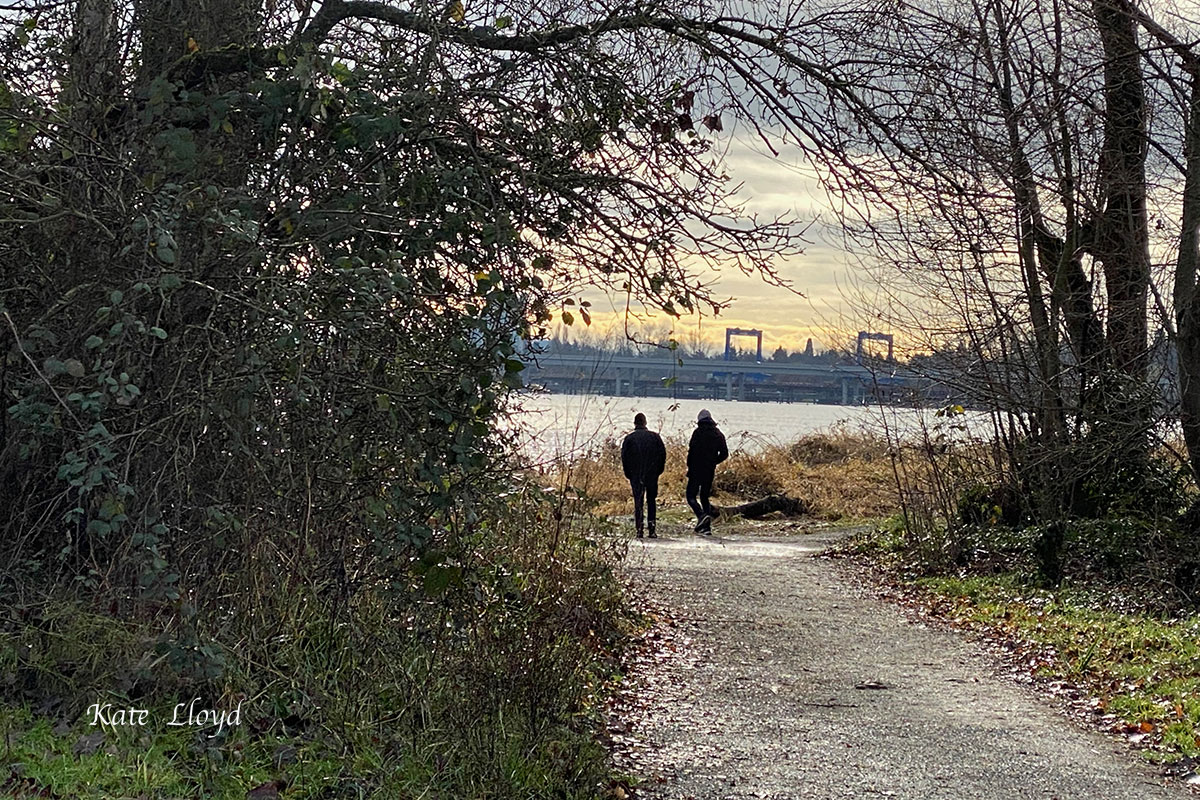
left=545, top=428, right=901, bottom=521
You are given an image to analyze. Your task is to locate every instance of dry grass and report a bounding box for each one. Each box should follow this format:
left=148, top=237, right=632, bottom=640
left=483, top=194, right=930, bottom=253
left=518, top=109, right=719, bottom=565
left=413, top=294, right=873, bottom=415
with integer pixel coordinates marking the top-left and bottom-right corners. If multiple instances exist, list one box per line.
left=543, top=429, right=901, bottom=521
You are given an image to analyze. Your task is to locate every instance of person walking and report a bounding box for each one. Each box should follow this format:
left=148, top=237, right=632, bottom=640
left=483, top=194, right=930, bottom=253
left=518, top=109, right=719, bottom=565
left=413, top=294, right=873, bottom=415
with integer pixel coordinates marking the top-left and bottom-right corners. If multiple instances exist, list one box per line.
left=621, top=412, right=667, bottom=538
left=686, top=409, right=728, bottom=534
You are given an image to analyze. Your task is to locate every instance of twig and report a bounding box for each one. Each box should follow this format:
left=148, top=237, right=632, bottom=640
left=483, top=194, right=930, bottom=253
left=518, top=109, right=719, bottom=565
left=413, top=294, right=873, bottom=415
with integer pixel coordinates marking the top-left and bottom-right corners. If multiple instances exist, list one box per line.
left=1, top=309, right=82, bottom=429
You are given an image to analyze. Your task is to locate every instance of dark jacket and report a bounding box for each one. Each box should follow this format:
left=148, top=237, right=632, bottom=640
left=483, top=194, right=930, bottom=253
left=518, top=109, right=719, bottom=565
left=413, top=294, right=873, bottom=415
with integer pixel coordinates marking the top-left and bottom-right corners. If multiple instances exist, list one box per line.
left=686, top=420, right=728, bottom=478
left=621, top=426, right=667, bottom=482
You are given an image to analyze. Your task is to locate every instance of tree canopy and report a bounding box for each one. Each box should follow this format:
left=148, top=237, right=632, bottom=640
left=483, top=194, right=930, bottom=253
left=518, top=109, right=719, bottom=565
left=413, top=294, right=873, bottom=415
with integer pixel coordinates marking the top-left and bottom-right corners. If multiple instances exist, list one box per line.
left=0, top=0, right=879, bottom=616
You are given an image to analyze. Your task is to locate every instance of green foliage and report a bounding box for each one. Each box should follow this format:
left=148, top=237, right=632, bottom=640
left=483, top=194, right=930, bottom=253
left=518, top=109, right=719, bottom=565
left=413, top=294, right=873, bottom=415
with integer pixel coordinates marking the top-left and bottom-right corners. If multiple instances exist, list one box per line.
left=1068, top=446, right=1192, bottom=520
left=0, top=2, right=817, bottom=794
left=0, top=0, right=787, bottom=618
left=1, top=488, right=631, bottom=797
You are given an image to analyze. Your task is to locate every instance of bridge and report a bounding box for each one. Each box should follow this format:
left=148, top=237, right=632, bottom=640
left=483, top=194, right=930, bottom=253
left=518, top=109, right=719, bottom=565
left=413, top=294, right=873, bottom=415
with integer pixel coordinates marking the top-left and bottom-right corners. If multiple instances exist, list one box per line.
left=524, top=351, right=951, bottom=405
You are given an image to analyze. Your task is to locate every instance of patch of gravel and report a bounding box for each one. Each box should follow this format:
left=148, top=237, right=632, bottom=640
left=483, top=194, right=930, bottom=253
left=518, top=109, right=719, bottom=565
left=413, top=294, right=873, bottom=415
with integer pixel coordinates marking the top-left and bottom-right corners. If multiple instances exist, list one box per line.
left=612, top=528, right=1190, bottom=800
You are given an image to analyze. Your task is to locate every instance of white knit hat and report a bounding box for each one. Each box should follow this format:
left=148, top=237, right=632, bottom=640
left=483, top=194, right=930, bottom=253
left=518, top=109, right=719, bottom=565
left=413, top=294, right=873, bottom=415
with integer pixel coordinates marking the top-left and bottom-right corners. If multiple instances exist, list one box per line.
left=697, top=409, right=713, bottom=422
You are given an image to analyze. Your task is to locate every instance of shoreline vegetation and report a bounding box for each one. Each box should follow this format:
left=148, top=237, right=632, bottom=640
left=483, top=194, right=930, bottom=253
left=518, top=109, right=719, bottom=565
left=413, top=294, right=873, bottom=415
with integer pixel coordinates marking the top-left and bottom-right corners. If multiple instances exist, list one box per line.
left=543, top=427, right=902, bottom=524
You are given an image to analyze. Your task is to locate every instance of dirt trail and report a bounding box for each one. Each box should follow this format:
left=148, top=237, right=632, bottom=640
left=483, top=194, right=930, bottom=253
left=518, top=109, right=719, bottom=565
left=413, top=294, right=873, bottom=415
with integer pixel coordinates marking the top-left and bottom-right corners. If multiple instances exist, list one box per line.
left=615, top=528, right=1189, bottom=800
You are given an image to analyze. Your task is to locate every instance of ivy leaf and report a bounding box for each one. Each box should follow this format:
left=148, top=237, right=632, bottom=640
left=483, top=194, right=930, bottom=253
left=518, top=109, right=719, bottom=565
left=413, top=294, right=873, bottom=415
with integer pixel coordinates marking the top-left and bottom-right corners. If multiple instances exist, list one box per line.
left=155, top=231, right=177, bottom=265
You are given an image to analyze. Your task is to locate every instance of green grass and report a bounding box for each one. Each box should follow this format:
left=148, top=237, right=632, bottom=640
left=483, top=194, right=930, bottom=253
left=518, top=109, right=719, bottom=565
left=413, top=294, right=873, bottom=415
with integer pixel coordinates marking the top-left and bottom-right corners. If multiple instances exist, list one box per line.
left=916, top=574, right=1200, bottom=760
left=2, top=706, right=191, bottom=796
left=0, top=519, right=630, bottom=798
left=0, top=482, right=634, bottom=799
left=1, top=646, right=618, bottom=799
left=0, top=702, right=355, bottom=799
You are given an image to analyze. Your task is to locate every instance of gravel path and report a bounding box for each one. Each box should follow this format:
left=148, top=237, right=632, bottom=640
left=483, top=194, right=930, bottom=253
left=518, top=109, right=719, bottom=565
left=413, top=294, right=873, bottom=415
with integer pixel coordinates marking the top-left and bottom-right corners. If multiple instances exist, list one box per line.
left=614, top=528, right=1190, bottom=800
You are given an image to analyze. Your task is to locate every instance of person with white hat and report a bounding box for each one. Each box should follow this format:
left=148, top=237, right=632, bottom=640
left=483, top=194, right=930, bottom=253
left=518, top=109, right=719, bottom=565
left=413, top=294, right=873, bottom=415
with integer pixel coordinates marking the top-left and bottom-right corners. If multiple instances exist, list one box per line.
left=685, top=409, right=728, bottom=534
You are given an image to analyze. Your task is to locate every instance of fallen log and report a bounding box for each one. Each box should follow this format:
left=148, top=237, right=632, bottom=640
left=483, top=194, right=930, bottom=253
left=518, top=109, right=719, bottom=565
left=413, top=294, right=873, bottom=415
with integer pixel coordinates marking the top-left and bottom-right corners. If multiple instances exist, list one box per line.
left=715, top=493, right=810, bottom=519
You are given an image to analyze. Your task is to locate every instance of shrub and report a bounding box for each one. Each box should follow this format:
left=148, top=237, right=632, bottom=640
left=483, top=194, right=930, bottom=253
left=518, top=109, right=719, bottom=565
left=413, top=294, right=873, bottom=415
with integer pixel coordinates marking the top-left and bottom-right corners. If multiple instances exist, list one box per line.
left=720, top=452, right=786, bottom=498
left=0, top=483, right=631, bottom=797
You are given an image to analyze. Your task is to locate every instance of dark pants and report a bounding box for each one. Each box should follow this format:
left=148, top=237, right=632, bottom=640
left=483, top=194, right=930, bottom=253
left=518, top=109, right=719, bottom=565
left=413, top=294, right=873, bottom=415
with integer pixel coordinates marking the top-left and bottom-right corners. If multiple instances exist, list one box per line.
left=630, top=477, right=659, bottom=531
left=686, top=474, right=715, bottom=522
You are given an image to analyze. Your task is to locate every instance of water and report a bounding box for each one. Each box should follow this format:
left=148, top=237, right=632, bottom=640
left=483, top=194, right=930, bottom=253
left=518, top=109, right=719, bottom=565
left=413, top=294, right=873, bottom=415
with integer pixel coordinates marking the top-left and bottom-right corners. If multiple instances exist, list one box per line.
left=510, top=393, right=993, bottom=463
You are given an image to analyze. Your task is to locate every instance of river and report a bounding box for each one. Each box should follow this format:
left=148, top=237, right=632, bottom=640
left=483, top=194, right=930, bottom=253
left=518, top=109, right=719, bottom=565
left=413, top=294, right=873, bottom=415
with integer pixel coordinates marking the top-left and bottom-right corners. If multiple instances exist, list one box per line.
left=510, top=392, right=994, bottom=463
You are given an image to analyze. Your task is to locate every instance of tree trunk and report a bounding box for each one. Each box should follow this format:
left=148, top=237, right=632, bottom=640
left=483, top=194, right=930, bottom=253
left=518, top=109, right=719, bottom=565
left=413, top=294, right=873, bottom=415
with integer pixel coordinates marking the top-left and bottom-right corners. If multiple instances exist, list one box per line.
left=66, top=0, right=120, bottom=112
left=715, top=494, right=811, bottom=519
left=1175, top=74, right=1200, bottom=482
left=1092, top=0, right=1151, bottom=383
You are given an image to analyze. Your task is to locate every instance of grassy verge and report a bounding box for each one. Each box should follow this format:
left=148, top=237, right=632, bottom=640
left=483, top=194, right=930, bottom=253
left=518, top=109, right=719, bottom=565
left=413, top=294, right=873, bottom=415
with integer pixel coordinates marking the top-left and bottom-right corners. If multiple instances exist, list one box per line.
left=850, top=528, right=1200, bottom=765
left=1, top=487, right=633, bottom=799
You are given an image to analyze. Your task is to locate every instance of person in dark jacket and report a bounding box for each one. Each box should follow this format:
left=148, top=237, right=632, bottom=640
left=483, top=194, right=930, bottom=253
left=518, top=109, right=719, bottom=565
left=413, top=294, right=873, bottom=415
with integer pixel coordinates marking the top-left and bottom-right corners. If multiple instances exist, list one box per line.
left=686, top=409, right=728, bottom=534
left=621, top=412, right=667, bottom=538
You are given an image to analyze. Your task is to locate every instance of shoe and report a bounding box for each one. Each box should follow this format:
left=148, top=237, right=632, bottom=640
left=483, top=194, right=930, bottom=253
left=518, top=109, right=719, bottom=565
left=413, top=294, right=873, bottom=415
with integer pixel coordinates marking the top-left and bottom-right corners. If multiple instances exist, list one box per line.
left=647, top=523, right=657, bottom=539
left=695, top=514, right=712, bottom=534
left=636, top=529, right=644, bottom=539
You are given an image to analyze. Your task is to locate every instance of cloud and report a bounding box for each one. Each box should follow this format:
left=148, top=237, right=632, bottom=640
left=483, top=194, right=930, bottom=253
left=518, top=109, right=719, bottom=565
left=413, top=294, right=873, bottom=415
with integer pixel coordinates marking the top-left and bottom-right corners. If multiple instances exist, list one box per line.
left=562, top=134, right=888, bottom=352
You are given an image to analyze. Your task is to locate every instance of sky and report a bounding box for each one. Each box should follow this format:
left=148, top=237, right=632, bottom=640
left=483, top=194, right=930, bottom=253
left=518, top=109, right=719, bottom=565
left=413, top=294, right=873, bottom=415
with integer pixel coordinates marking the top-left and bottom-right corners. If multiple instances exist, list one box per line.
left=563, top=0, right=1200, bottom=358
left=575, top=136, right=867, bottom=356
